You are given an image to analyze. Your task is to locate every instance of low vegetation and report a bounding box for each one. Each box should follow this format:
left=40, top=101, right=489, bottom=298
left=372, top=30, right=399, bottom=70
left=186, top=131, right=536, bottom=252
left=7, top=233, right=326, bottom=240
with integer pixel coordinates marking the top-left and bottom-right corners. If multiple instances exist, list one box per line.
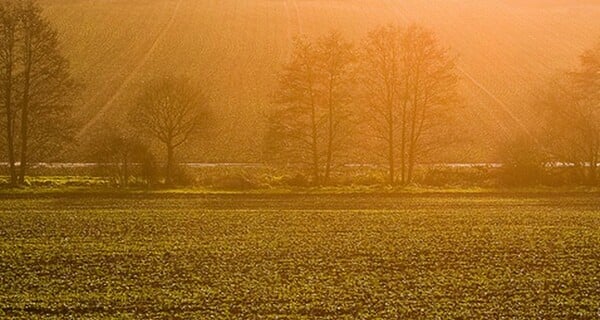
left=0, top=194, right=598, bottom=318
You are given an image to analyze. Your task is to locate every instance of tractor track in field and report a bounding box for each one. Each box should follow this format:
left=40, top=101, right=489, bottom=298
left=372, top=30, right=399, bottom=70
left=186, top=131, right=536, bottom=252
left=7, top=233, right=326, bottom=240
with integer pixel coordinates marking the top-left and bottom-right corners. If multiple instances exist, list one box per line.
left=76, top=0, right=185, bottom=139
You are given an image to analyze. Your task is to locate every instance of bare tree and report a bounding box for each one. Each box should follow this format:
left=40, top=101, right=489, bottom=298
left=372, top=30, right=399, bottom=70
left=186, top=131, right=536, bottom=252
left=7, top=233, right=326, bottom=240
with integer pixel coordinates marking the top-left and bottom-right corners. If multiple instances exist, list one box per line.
left=0, top=0, right=75, bottom=186
left=17, top=0, right=75, bottom=184
left=267, top=32, right=356, bottom=185
left=317, top=32, right=356, bottom=182
left=0, top=1, right=19, bottom=185
left=361, top=24, right=459, bottom=185
left=360, top=25, right=403, bottom=185
left=402, top=25, right=459, bottom=183
left=537, top=41, right=600, bottom=184
left=129, top=75, right=208, bottom=185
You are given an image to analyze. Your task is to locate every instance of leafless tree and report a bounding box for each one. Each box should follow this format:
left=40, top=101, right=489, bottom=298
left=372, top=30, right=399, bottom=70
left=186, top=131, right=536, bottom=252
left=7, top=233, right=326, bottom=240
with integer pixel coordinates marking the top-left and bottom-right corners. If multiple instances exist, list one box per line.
left=0, top=0, right=75, bottom=186
left=0, top=1, right=19, bottom=185
left=17, top=0, right=76, bottom=184
left=129, top=75, right=208, bottom=185
left=360, top=25, right=403, bottom=185
left=317, top=32, right=356, bottom=182
left=267, top=32, right=356, bottom=185
left=361, top=24, right=459, bottom=185
left=537, top=41, right=600, bottom=184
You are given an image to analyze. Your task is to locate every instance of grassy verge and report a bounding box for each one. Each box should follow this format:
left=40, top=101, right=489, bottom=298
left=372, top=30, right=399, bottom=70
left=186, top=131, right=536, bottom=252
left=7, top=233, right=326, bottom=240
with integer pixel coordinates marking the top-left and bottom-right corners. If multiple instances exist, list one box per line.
left=2, top=183, right=600, bottom=198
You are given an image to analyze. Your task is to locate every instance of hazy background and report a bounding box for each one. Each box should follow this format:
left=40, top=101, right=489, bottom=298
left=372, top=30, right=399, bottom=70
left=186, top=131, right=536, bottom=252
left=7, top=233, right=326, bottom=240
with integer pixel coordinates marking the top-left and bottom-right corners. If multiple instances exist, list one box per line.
left=39, top=0, right=600, bottom=162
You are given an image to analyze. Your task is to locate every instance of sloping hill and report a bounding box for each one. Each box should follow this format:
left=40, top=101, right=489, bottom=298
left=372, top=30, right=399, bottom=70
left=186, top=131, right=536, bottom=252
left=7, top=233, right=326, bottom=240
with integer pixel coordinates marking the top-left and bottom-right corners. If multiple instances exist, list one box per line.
left=41, top=0, right=600, bottom=162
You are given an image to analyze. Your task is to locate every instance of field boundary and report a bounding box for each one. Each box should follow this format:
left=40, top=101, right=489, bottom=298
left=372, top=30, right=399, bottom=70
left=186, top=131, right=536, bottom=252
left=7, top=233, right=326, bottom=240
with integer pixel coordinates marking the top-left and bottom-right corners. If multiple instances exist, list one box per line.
left=2, top=188, right=600, bottom=200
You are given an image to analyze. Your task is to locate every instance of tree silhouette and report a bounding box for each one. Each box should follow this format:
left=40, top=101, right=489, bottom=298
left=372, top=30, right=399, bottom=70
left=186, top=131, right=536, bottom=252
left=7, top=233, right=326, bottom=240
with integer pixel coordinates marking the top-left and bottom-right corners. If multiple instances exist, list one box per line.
left=129, top=75, right=208, bottom=186
left=268, top=32, right=356, bottom=185
left=361, top=24, right=459, bottom=185
left=0, top=0, right=75, bottom=186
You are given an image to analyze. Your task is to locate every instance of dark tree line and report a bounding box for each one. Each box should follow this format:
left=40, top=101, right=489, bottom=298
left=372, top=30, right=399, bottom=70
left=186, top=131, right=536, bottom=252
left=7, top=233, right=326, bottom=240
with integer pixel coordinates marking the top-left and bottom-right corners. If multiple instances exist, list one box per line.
left=1, top=1, right=599, bottom=189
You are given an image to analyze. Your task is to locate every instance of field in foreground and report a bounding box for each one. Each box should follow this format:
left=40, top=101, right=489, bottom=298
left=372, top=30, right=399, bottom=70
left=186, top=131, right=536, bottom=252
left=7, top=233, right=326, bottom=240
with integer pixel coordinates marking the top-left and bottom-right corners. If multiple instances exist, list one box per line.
left=0, top=194, right=598, bottom=319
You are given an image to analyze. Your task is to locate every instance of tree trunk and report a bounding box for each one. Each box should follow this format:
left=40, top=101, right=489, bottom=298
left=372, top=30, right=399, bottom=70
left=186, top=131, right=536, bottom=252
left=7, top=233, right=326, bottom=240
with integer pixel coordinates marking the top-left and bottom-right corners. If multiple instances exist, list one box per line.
left=311, top=119, right=320, bottom=186
left=19, top=24, right=33, bottom=185
left=400, top=101, right=408, bottom=185
left=309, top=87, right=320, bottom=186
left=324, top=78, right=334, bottom=184
left=589, top=152, right=597, bottom=185
left=123, top=154, right=129, bottom=188
left=387, top=103, right=395, bottom=186
left=166, top=143, right=174, bottom=186
left=407, top=66, right=421, bottom=184
left=388, top=135, right=395, bottom=186
left=3, top=28, right=16, bottom=186
left=6, top=106, right=16, bottom=186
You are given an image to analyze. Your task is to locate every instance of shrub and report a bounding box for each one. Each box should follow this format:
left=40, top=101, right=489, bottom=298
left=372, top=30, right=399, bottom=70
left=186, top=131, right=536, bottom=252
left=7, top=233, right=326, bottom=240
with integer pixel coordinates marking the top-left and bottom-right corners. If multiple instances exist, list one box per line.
left=497, top=135, right=546, bottom=187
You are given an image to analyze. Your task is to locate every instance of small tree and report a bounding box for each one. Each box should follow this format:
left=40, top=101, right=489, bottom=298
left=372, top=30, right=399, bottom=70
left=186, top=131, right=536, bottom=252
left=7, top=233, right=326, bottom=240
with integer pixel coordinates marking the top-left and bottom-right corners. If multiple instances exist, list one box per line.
left=129, top=75, right=208, bottom=185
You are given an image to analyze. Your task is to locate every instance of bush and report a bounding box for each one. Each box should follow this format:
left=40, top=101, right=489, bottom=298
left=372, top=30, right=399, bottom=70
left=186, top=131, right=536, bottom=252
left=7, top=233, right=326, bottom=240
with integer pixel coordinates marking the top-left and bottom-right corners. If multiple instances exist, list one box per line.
left=211, top=174, right=259, bottom=190
left=497, top=135, right=546, bottom=187
left=170, top=165, right=196, bottom=187
left=279, top=173, right=310, bottom=188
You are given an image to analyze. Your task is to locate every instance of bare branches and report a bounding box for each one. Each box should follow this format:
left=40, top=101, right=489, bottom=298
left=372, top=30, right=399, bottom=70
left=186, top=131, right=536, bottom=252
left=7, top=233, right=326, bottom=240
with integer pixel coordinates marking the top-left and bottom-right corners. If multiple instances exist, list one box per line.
left=266, top=32, right=356, bottom=185
left=537, top=41, right=600, bottom=184
left=0, top=0, right=75, bottom=185
left=360, top=24, right=459, bottom=185
left=129, top=75, right=208, bottom=185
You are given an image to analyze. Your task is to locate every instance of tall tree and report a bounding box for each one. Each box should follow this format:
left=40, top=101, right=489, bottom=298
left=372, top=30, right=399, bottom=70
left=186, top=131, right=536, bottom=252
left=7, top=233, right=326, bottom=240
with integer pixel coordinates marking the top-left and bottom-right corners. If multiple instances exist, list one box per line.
left=361, top=24, right=459, bottom=185
left=0, top=0, right=75, bottom=186
left=0, top=1, right=19, bottom=185
left=360, top=25, right=403, bottom=185
left=270, top=37, right=321, bottom=183
left=267, top=32, right=356, bottom=185
left=129, top=75, right=208, bottom=185
left=17, top=0, right=75, bottom=184
left=317, top=32, right=356, bottom=182
left=402, top=25, right=459, bottom=183
left=538, top=41, right=600, bottom=184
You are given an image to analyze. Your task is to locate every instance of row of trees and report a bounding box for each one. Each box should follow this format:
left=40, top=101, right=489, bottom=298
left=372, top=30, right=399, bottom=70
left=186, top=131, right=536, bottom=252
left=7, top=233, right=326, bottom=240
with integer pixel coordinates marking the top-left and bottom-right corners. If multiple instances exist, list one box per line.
left=0, top=1, right=207, bottom=187
left=267, top=25, right=459, bottom=185
left=0, top=0, right=75, bottom=186
left=1, top=0, right=598, bottom=188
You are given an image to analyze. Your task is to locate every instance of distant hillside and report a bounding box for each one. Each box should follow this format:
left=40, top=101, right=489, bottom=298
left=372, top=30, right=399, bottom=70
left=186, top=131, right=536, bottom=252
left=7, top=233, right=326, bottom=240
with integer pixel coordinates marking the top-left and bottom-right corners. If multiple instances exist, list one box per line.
left=40, top=0, right=600, bottom=162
